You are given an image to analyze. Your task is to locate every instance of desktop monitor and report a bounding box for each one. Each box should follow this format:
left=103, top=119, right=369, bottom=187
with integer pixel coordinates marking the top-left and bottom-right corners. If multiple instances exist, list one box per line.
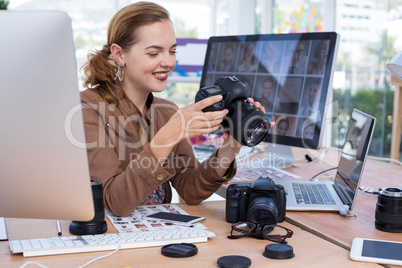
left=0, top=11, right=94, bottom=221
left=201, top=32, right=339, bottom=167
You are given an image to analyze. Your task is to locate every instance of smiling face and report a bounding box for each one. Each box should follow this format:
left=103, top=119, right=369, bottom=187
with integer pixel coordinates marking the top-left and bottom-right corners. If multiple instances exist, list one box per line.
left=278, top=119, right=289, bottom=135
left=261, top=81, right=273, bottom=99
left=290, top=42, right=304, bottom=65
left=303, top=124, right=315, bottom=140
left=120, top=20, right=177, bottom=95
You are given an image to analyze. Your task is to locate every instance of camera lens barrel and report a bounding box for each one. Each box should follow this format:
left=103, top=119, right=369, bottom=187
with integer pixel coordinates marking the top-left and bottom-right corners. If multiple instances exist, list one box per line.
left=223, top=101, right=270, bottom=147
left=195, top=76, right=270, bottom=147
left=69, top=179, right=108, bottom=235
left=247, top=197, right=279, bottom=226
left=375, top=187, right=402, bottom=233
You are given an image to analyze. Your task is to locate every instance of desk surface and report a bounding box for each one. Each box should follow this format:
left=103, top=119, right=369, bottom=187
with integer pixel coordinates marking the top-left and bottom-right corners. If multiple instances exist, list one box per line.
left=278, top=147, right=402, bottom=250
left=1, top=201, right=380, bottom=268
left=219, top=146, right=401, bottom=267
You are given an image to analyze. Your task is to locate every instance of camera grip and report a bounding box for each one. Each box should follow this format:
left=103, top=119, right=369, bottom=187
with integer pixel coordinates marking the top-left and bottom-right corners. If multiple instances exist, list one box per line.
left=226, top=185, right=242, bottom=223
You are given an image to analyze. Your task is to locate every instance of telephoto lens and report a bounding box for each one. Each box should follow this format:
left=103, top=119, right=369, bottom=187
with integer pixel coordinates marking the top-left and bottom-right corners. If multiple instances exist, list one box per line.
left=375, top=187, right=402, bottom=233
left=69, top=179, right=108, bottom=235
left=195, top=76, right=270, bottom=147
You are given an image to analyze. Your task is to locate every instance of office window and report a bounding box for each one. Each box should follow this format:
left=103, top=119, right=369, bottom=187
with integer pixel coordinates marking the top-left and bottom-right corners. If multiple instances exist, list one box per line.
left=334, top=0, right=402, bottom=160
left=8, top=0, right=402, bottom=159
left=270, top=0, right=401, bottom=160
left=10, top=0, right=210, bottom=106
left=273, top=0, right=326, bottom=33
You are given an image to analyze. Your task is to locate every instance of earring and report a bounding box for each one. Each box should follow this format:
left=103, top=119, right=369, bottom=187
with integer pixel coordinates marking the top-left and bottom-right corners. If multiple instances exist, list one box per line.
left=116, top=65, right=124, bottom=82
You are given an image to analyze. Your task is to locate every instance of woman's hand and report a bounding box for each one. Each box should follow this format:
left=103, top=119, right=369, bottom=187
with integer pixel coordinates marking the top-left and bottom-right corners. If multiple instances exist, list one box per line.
left=172, top=95, right=228, bottom=142
left=151, top=95, right=228, bottom=151
left=247, top=97, right=266, bottom=113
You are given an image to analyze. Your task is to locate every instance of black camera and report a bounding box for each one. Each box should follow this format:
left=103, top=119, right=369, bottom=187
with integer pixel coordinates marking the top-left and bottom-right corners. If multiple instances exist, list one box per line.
left=195, top=76, right=270, bottom=147
left=375, top=187, right=402, bottom=233
left=226, top=177, right=286, bottom=227
left=69, top=179, right=108, bottom=235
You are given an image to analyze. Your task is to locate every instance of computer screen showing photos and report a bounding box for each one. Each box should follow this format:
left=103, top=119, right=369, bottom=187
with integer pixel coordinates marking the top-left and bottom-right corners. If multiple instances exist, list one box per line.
left=201, top=32, right=339, bottom=149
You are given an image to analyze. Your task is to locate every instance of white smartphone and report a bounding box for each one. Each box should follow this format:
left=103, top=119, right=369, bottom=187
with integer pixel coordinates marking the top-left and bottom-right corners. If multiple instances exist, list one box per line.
left=350, top=238, right=402, bottom=266
left=145, top=212, right=205, bottom=226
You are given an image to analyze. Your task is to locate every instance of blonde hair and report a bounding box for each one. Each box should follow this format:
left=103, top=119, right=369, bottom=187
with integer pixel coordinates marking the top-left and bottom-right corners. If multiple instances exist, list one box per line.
left=82, top=1, right=171, bottom=105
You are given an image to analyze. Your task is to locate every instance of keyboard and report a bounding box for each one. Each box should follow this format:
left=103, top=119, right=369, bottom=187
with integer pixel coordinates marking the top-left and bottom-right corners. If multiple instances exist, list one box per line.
left=292, top=182, right=337, bottom=205
left=9, top=228, right=216, bottom=257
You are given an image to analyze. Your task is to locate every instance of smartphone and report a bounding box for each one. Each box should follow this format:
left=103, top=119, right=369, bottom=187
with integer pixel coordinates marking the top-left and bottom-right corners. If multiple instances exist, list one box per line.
left=145, top=212, right=205, bottom=226
left=350, top=238, right=402, bottom=266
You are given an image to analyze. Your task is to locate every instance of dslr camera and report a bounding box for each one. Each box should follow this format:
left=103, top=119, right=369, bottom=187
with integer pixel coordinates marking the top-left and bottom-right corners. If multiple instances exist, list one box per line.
left=226, top=177, right=286, bottom=225
left=195, top=76, right=270, bottom=147
left=375, top=187, right=402, bottom=233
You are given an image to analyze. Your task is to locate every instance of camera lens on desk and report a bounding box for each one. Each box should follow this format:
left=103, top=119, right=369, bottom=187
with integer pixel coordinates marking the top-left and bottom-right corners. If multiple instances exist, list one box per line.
left=69, top=179, right=108, bottom=235
left=375, top=187, right=402, bottom=233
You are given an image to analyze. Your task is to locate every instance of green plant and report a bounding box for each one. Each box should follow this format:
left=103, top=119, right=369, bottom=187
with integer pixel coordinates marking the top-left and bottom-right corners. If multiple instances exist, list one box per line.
left=0, top=0, right=9, bottom=10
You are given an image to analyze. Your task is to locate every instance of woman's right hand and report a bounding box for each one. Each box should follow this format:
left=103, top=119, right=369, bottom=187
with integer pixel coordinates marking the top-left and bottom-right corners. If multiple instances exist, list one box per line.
left=166, top=95, right=228, bottom=145
left=150, top=95, right=228, bottom=161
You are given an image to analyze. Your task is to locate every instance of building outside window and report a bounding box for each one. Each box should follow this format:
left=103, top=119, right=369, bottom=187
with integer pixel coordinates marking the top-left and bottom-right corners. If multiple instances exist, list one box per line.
left=271, top=0, right=401, bottom=160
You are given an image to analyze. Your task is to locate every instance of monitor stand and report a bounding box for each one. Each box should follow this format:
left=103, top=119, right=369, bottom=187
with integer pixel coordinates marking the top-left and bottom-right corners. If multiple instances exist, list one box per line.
left=0, top=217, right=8, bottom=241
left=262, top=143, right=294, bottom=169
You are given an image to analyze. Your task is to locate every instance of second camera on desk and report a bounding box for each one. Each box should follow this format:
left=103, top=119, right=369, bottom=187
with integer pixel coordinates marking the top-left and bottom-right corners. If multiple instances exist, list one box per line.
left=226, top=177, right=286, bottom=227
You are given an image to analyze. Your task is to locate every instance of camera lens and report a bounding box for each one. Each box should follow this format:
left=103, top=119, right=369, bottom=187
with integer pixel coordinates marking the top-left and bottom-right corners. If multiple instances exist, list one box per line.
left=246, top=118, right=269, bottom=146
left=227, top=101, right=270, bottom=147
left=375, top=187, right=402, bottom=233
left=69, top=179, right=108, bottom=235
left=247, top=197, right=279, bottom=225
left=384, top=188, right=402, bottom=194
left=196, top=76, right=270, bottom=147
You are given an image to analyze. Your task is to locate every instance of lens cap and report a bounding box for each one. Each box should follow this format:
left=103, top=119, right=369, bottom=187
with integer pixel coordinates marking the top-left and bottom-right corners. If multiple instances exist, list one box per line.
left=263, top=244, right=295, bottom=259
left=161, top=243, right=198, bottom=258
left=217, top=255, right=252, bottom=268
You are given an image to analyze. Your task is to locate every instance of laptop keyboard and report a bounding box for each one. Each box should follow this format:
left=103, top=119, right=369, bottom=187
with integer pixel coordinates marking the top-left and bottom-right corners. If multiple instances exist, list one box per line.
left=292, top=183, right=337, bottom=205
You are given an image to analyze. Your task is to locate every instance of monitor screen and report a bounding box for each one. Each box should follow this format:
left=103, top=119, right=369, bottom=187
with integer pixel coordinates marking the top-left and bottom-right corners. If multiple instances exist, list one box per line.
left=200, top=32, right=339, bottom=150
left=0, top=11, right=94, bottom=221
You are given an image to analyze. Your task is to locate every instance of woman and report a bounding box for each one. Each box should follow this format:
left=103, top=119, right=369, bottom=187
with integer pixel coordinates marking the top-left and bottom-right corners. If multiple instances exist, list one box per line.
left=80, top=2, right=265, bottom=216
left=307, top=40, right=329, bottom=75
left=237, top=42, right=258, bottom=73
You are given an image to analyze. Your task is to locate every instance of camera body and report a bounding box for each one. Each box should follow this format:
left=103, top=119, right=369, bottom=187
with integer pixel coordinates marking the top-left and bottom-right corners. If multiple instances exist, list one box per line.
left=375, top=187, right=402, bottom=233
left=195, top=76, right=270, bottom=147
left=226, top=177, right=286, bottom=225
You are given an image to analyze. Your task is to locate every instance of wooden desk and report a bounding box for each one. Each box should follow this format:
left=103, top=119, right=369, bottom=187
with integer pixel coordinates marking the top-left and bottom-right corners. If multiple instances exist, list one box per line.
left=1, top=201, right=380, bottom=268
left=219, top=147, right=401, bottom=267
left=283, top=149, right=402, bottom=250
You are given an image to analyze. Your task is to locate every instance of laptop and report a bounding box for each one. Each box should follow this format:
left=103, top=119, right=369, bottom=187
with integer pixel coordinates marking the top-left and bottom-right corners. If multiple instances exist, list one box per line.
left=274, top=109, right=376, bottom=215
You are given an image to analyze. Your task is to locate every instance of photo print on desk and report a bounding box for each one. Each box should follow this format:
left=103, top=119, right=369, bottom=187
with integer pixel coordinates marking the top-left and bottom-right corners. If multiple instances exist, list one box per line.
left=106, top=204, right=207, bottom=233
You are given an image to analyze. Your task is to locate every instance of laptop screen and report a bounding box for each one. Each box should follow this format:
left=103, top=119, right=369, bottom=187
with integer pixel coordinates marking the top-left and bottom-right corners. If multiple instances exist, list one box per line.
left=333, top=109, right=376, bottom=209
